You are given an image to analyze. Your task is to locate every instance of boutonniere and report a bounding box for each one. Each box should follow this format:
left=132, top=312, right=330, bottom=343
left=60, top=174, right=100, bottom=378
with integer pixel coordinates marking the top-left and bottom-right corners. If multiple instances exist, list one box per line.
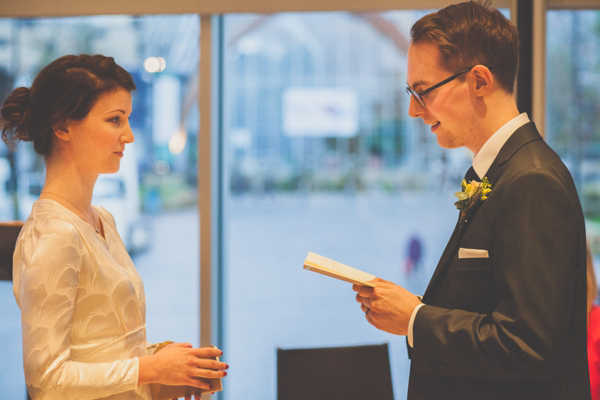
left=454, top=177, right=491, bottom=227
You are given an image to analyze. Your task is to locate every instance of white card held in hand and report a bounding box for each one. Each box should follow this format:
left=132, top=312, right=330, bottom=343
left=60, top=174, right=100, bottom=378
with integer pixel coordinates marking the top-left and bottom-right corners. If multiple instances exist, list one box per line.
left=303, top=252, right=376, bottom=287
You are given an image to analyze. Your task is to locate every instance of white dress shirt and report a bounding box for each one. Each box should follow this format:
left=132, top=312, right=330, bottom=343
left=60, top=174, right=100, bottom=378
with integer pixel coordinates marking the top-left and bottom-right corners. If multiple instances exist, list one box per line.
left=407, top=113, right=530, bottom=347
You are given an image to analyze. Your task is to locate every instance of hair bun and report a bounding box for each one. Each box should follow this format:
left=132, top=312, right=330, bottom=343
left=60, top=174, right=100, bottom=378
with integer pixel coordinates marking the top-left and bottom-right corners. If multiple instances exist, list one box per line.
left=1, top=86, right=33, bottom=145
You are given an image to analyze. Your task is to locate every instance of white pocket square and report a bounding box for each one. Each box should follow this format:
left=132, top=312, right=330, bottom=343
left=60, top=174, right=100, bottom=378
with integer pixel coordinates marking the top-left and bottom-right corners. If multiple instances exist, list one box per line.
left=458, top=248, right=489, bottom=259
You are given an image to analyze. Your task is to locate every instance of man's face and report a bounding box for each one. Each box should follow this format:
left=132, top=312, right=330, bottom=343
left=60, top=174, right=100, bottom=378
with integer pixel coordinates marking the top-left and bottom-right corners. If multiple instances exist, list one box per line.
left=406, top=41, right=476, bottom=151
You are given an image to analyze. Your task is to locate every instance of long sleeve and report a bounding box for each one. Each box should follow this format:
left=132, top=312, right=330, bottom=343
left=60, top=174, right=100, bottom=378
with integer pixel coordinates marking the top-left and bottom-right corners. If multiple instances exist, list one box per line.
left=13, top=202, right=150, bottom=400
left=413, top=169, right=580, bottom=379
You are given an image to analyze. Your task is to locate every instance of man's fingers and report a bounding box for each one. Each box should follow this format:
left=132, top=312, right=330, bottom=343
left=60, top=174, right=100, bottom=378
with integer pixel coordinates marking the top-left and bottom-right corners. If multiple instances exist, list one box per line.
left=356, top=286, right=375, bottom=298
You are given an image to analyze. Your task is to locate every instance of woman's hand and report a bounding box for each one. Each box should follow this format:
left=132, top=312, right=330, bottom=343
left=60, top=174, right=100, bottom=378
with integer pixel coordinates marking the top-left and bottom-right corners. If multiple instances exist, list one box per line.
left=138, top=342, right=228, bottom=390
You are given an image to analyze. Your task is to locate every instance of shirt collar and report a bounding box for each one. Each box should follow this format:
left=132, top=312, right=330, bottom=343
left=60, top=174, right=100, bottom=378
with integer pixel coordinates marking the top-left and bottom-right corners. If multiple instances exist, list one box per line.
left=472, top=113, right=530, bottom=179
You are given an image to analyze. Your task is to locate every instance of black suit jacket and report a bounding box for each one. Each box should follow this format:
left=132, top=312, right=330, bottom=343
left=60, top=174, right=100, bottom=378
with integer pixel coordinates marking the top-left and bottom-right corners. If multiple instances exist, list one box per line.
left=407, top=123, right=590, bottom=400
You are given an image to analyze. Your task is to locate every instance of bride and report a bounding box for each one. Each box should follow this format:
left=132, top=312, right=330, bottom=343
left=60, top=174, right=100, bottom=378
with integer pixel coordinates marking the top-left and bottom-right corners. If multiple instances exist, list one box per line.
left=1, top=54, right=227, bottom=400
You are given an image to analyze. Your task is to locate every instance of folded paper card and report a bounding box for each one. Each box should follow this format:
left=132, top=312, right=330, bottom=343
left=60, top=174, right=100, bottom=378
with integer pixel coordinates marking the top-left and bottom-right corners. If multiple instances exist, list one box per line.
left=458, top=248, right=489, bottom=259
left=149, top=342, right=223, bottom=400
left=303, top=252, right=376, bottom=287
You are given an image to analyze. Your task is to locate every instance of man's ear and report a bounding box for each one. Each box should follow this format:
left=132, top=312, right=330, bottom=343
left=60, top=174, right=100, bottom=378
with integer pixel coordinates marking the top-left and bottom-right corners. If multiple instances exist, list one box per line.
left=53, top=121, right=71, bottom=142
left=471, top=65, right=494, bottom=96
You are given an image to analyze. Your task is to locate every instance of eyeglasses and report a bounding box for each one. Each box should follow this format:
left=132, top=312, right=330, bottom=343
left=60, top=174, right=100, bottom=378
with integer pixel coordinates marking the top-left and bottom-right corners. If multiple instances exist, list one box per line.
left=406, top=66, right=475, bottom=108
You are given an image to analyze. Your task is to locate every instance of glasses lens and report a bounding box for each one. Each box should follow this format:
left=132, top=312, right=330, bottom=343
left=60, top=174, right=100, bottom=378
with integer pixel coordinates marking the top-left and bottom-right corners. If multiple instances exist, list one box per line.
left=406, top=87, right=425, bottom=108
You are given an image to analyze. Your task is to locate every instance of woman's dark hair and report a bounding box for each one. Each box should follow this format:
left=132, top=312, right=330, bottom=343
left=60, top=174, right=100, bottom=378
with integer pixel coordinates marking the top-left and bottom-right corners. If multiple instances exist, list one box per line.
left=410, top=0, right=519, bottom=94
left=1, top=54, right=136, bottom=156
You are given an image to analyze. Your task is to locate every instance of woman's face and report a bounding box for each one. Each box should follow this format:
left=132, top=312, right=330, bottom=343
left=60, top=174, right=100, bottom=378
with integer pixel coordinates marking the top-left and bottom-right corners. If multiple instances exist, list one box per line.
left=65, top=88, right=134, bottom=175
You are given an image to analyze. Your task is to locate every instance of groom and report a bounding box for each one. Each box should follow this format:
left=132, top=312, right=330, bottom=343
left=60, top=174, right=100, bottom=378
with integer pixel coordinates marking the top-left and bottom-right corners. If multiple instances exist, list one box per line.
left=354, top=2, right=590, bottom=399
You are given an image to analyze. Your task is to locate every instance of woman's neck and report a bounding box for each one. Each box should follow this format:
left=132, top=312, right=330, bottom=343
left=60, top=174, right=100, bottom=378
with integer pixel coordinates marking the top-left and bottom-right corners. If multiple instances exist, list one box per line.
left=41, top=159, right=98, bottom=213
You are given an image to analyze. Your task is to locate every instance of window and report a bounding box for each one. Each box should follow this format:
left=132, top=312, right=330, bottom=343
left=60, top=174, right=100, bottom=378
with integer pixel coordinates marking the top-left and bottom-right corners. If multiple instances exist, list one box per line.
left=221, top=11, right=474, bottom=399
left=545, top=9, right=600, bottom=269
left=0, top=15, right=201, bottom=397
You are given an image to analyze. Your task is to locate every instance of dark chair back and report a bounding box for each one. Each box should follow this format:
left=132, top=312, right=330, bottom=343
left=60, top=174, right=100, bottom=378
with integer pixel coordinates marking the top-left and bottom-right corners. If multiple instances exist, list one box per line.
left=0, top=222, right=23, bottom=281
left=277, top=343, right=394, bottom=400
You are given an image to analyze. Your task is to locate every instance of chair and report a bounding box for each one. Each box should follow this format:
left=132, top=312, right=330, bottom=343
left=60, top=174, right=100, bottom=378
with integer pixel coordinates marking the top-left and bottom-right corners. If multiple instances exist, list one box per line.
left=277, top=343, right=394, bottom=400
left=0, top=222, right=28, bottom=400
left=0, top=221, right=23, bottom=281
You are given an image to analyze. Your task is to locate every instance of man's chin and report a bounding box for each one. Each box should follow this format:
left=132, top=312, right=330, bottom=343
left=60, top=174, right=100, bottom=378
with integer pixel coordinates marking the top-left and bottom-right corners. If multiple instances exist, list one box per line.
left=436, top=136, right=458, bottom=150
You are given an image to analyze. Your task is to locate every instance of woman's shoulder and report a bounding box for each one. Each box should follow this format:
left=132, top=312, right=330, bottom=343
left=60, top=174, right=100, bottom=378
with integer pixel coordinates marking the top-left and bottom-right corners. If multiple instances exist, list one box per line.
left=19, top=199, right=83, bottom=244
left=13, top=201, right=88, bottom=285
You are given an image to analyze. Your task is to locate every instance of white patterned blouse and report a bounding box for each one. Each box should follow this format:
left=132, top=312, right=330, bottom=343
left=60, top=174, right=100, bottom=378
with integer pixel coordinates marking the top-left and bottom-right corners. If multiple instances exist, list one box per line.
left=13, top=199, right=152, bottom=400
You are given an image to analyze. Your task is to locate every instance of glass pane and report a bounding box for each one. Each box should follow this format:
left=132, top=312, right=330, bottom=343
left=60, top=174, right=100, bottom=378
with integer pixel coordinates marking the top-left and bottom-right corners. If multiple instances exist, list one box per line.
left=0, top=15, right=200, bottom=396
left=222, top=11, right=481, bottom=400
left=0, top=282, right=25, bottom=398
left=546, top=10, right=600, bottom=270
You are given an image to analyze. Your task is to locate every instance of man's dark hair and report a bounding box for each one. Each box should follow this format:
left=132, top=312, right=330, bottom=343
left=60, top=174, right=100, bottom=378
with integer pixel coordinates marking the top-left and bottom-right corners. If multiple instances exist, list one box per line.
left=411, top=1, right=519, bottom=94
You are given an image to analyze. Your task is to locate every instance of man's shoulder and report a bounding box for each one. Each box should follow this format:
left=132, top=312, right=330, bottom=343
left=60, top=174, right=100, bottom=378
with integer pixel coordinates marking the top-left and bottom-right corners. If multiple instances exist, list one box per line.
left=502, top=127, right=568, bottom=176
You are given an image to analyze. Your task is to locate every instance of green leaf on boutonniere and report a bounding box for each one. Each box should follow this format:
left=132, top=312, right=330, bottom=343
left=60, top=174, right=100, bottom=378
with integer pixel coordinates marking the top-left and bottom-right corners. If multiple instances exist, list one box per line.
left=454, top=177, right=492, bottom=225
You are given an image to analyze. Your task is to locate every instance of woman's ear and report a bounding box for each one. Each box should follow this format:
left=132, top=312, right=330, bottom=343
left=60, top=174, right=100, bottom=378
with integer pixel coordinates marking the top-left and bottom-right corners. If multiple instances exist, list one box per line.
left=471, top=65, right=494, bottom=96
left=52, top=121, right=71, bottom=142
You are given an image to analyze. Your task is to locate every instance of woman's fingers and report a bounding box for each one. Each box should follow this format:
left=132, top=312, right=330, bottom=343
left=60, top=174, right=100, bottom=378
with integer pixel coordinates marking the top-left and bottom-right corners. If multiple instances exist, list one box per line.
left=152, top=343, right=228, bottom=388
left=193, top=358, right=228, bottom=371
left=190, top=346, right=222, bottom=357
left=192, top=367, right=227, bottom=379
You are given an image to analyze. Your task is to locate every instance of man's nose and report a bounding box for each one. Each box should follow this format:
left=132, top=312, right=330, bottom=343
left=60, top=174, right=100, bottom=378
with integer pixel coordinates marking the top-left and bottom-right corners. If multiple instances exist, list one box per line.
left=408, top=95, right=424, bottom=118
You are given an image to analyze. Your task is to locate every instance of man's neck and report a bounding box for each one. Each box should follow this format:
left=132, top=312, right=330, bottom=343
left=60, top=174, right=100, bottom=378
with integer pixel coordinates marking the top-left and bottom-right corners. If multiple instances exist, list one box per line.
left=470, top=93, right=520, bottom=156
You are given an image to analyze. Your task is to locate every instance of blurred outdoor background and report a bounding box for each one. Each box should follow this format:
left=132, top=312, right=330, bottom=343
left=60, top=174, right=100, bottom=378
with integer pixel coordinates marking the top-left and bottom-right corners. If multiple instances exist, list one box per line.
left=0, top=7, right=599, bottom=400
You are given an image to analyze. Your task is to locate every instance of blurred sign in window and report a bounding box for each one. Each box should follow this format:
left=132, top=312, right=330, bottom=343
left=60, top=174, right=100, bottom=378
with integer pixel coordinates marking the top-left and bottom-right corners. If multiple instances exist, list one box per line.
left=283, top=87, right=359, bottom=137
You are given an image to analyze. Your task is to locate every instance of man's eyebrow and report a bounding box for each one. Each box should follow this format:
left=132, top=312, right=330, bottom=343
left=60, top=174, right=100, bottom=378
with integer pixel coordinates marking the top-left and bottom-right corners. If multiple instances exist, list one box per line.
left=408, top=80, right=428, bottom=91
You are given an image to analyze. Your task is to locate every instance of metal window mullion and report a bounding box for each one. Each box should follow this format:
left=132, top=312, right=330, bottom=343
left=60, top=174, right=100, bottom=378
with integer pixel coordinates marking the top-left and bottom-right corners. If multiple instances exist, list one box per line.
left=532, top=0, right=546, bottom=138
left=199, top=13, right=224, bottom=355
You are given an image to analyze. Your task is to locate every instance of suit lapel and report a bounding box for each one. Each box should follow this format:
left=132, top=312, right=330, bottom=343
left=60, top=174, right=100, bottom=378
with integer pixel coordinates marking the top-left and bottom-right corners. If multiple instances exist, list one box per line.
left=423, top=123, right=543, bottom=298
left=484, top=122, right=542, bottom=187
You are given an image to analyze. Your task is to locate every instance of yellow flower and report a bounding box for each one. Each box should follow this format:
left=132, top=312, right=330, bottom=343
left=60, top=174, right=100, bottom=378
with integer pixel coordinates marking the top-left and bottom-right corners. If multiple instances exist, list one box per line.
left=454, top=177, right=492, bottom=220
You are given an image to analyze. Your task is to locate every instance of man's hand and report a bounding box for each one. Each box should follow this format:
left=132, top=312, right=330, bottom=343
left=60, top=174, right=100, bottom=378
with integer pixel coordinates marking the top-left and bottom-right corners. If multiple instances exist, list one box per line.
left=353, top=278, right=422, bottom=335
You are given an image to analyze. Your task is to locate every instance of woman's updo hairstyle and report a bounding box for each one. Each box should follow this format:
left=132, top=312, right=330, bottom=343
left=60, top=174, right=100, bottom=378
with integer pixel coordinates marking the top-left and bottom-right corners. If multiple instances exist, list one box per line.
left=0, top=54, right=136, bottom=156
